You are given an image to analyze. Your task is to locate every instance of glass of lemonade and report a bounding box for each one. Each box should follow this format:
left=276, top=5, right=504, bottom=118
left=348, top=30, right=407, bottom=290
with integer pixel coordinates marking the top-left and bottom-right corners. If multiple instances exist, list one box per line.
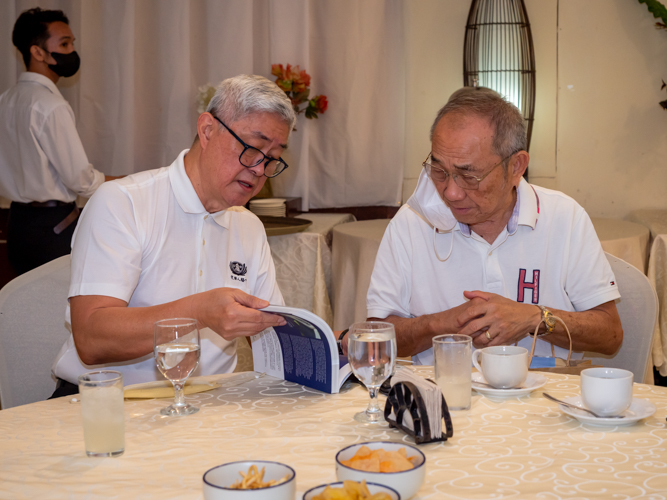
left=347, top=321, right=397, bottom=424
left=154, top=318, right=201, bottom=416
left=433, top=335, right=472, bottom=411
left=78, top=370, right=125, bottom=457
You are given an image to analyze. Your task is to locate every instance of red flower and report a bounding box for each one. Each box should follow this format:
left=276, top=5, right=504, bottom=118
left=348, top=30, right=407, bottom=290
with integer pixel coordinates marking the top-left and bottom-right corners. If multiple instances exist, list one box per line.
left=272, top=63, right=327, bottom=123
left=313, top=95, right=328, bottom=113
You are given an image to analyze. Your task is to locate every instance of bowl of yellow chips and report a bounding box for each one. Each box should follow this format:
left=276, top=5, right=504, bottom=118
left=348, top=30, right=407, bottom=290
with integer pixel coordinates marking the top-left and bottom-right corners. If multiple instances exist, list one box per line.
left=335, top=442, right=425, bottom=500
left=203, top=461, right=296, bottom=500
left=303, top=480, right=400, bottom=500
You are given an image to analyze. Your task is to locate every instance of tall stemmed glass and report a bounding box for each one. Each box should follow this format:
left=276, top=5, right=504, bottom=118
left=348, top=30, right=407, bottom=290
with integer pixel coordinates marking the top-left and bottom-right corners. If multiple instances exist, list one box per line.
left=154, top=318, right=201, bottom=416
left=347, top=321, right=397, bottom=423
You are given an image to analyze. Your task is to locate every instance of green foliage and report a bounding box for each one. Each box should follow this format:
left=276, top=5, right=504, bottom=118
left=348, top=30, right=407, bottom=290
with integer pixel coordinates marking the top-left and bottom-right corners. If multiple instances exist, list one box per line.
left=638, top=0, right=667, bottom=26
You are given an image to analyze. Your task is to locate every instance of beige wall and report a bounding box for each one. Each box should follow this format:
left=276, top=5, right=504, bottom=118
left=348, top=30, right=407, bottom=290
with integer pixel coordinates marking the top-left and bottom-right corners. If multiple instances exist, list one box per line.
left=404, top=0, right=667, bottom=218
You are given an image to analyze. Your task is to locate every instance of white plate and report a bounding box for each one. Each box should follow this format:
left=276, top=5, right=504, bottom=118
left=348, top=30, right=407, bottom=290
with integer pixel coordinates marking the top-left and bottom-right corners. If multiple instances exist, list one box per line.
left=472, top=372, right=547, bottom=397
left=557, top=395, right=656, bottom=427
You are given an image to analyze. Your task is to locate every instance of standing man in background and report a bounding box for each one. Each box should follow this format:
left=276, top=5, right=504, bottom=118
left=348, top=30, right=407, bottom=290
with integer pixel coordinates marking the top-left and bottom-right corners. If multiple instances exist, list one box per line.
left=0, top=7, right=118, bottom=275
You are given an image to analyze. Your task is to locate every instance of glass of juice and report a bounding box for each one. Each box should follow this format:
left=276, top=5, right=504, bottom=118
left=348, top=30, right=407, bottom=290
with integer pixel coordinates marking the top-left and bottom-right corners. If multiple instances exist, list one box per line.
left=433, top=335, right=472, bottom=411
left=78, top=370, right=125, bottom=457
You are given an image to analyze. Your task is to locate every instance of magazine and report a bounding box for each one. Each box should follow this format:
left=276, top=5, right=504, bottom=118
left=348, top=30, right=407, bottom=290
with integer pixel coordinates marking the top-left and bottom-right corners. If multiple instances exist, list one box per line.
left=250, top=305, right=353, bottom=393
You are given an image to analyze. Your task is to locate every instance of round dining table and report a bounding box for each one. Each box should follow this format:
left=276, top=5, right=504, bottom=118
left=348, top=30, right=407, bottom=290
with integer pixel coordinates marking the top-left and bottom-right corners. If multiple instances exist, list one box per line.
left=1, top=368, right=666, bottom=499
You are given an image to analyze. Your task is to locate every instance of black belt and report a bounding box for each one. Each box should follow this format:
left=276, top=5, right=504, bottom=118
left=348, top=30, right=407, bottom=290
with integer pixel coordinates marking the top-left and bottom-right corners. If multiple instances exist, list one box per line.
left=14, top=200, right=73, bottom=208
left=12, top=200, right=80, bottom=234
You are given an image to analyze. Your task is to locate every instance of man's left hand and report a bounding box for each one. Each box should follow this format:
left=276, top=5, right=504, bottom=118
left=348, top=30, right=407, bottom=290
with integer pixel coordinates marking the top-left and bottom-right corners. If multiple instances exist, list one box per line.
left=456, top=290, right=540, bottom=348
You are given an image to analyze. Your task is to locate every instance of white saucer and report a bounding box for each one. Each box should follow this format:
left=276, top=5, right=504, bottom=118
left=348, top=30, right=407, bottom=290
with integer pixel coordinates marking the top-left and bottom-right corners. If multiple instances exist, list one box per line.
left=472, top=372, right=547, bottom=397
left=557, top=395, right=656, bottom=427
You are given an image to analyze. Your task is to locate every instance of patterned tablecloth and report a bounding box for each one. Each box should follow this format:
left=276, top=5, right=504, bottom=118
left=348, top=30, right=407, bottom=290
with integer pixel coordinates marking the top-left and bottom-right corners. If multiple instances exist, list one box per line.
left=1, top=368, right=667, bottom=499
left=270, top=213, right=355, bottom=328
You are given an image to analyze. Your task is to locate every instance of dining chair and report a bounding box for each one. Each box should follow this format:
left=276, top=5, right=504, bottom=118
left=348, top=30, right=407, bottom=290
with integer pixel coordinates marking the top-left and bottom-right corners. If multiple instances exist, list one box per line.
left=586, top=253, right=658, bottom=384
left=0, top=255, right=71, bottom=409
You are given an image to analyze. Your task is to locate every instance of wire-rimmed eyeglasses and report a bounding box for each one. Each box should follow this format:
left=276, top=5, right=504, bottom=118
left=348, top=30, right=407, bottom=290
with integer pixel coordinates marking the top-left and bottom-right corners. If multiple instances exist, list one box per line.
left=422, top=152, right=518, bottom=190
left=213, top=115, right=289, bottom=178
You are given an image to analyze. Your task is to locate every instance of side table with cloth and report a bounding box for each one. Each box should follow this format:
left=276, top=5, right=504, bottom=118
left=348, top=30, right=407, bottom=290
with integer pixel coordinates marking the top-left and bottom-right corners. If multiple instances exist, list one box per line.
left=332, top=219, right=390, bottom=330
left=2, top=368, right=667, bottom=498
left=269, top=213, right=355, bottom=328
left=649, top=234, right=667, bottom=376
left=590, top=217, right=650, bottom=274
left=627, top=208, right=667, bottom=241
left=626, top=210, right=667, bottom=376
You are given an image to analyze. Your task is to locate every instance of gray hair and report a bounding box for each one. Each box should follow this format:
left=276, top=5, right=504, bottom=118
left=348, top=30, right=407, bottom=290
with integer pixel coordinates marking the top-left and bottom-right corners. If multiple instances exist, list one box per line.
left=207, top=74, right=296, bottom=135
left=430, top=87, right=527, bottom=160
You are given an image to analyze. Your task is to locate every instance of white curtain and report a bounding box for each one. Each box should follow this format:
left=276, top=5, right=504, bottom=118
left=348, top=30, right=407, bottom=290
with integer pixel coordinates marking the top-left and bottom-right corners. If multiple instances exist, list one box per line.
left=0, top=0, right=404, bottom=209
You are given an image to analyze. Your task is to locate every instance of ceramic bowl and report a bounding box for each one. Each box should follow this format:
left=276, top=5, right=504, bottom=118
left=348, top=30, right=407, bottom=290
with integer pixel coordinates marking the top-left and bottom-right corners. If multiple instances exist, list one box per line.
left=203, top=460, right=296, bottom=500
left=335, top=441, right=425, bottom=499
left=303, top=481, right=400, bottom=500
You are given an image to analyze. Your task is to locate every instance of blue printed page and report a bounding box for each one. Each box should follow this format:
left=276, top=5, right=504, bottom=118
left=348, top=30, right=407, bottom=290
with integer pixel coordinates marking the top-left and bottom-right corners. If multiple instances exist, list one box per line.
left=252, top=305, right=342, bottom=393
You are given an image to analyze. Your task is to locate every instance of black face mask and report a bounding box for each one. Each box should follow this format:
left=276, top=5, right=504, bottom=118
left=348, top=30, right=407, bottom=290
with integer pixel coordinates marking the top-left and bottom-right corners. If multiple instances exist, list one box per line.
left=47, top=51, right=80, bottom=78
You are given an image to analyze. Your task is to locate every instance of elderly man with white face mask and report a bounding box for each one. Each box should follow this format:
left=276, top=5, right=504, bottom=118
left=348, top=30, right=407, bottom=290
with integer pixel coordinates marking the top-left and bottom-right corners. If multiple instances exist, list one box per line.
left=342, top=87, right=622, bottom=365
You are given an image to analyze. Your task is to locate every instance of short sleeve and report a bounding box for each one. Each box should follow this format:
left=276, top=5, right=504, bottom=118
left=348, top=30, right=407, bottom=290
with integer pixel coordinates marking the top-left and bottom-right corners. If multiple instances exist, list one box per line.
left=69, top=182, right=143, bottom=302
left=366, top=217, right=413, bottom=320
left=564, top=209, right=620, bottom=311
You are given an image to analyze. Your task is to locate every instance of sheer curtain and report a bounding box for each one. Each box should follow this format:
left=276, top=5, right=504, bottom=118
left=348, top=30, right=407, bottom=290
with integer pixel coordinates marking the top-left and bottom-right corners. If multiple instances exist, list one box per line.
left=0, top=0, right=404, bottom=209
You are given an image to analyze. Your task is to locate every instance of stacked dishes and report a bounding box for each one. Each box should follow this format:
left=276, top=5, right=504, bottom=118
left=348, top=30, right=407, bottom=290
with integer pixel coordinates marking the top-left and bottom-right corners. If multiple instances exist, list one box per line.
left=249, top=198, right=286, bottom=217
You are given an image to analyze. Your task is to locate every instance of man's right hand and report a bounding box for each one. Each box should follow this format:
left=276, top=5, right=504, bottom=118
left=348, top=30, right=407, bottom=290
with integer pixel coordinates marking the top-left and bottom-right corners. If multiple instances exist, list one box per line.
left=193, top=288, right=286, bottom=341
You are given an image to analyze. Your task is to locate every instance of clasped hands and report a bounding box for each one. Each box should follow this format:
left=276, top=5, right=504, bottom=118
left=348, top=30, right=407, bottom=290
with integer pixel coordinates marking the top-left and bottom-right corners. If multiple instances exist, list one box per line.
left=455, top=291, right=540, bottom=348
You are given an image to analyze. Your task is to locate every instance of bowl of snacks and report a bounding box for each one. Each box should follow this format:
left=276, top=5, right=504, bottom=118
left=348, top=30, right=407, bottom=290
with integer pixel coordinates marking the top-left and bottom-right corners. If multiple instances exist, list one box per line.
left=203, top=461, right=296, bottom=500
left=303, top=480, right=400, bottom=500
left=335, top=442, right=425, bottom=500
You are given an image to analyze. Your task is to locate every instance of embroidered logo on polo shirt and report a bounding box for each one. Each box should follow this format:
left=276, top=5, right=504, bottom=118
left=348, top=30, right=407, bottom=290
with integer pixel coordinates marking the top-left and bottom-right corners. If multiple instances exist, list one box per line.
left=230, top=261, right=247, bottom=282
left=517, top=269, right=540, bottom=304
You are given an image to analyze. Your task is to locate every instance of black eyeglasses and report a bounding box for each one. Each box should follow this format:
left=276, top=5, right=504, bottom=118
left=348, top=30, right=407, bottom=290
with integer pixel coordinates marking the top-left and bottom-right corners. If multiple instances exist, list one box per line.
left=213, top=115, right=289, bottom=178
left=422, top=151, right=518, bottom=190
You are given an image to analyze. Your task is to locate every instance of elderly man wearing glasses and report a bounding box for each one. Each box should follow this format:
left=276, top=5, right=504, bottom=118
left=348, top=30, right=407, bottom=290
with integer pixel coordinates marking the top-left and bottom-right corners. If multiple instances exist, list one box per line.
left=51, top=75, right=294, bottom=395
left=344, top=87, right=622, bottom=366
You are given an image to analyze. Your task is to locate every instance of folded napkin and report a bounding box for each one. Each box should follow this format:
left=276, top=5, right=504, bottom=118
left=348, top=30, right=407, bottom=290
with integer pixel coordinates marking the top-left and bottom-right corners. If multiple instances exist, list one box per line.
left=123, top=380, right=221, bottom=399
left=122, top=371, right=262, bottom=399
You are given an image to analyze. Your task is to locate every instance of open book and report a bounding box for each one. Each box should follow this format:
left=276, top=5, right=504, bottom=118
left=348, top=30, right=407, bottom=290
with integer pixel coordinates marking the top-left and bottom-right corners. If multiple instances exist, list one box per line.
left=250, top=305, right=353, bottom=393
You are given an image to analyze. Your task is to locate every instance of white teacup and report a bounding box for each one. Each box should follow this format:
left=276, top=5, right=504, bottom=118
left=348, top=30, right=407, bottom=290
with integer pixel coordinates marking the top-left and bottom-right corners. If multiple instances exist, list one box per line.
left=472, top=345, right=528, bottom=389
left=580, top=367, right=633, bottom=417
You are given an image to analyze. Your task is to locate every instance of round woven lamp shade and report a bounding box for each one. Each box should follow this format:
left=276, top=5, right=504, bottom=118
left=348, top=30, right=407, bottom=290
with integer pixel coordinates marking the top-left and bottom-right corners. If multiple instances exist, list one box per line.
left=463, top=0, right=536, bottom=154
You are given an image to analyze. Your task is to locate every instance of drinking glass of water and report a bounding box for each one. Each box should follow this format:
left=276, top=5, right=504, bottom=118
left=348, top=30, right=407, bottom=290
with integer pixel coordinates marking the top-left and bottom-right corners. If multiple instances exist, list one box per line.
left=154, top=318, right=201, bottom=416
left=347, top=321, right=397, bottom=424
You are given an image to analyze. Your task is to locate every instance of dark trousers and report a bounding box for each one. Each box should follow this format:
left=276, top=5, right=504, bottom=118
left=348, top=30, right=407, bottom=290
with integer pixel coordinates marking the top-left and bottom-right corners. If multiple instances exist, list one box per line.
left=49, top=378, right=80, bottom=399
left=7, top=202, right=79, bottom=275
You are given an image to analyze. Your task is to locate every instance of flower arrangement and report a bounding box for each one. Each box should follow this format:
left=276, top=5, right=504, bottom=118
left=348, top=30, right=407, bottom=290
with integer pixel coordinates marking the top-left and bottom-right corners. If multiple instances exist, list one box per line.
left=196, top=83, right=217, bottom=114
left=271, top=64, right=328, bottom=121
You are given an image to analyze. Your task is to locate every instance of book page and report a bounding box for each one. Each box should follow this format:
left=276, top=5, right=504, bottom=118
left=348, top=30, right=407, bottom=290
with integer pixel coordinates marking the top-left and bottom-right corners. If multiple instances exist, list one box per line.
left=252, top=305, right=342, bottom=393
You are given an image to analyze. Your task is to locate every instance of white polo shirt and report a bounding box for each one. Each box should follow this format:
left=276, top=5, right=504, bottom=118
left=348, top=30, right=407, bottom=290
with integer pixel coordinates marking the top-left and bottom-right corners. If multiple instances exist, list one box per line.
left=52, top=149, right=283, bottom=385
left=367, top=175, right=620, bottom=365
left=0, top=72, right=104, bottom=203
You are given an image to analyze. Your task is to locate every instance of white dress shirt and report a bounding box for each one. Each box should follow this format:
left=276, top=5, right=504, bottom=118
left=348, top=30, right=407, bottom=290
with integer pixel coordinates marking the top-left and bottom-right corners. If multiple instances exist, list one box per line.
left=0, top=72, right=104, bottom=203
left=52, top=149, right=284, bottom=385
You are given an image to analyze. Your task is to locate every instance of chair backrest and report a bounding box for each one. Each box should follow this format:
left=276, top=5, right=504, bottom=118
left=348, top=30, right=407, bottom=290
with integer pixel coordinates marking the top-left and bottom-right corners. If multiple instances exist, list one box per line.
left=587, top=253, right=658, bottom=384
left=0, top=256, right=71, bottom=409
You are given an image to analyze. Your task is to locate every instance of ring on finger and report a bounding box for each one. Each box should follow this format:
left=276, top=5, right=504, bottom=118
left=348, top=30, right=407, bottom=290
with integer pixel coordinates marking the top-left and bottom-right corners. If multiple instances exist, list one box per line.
left=485, top=330, right=493, bottom=341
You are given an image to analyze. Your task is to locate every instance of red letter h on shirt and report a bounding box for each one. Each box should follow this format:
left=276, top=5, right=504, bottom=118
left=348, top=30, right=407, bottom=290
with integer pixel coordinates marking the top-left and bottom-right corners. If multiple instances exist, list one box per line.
left=517, top=269, right=540, bottom=304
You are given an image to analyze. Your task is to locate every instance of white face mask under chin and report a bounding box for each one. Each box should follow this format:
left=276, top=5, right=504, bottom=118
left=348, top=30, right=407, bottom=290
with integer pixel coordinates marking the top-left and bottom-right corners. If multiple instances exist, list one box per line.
left=432, top=225, right=455, bottom=262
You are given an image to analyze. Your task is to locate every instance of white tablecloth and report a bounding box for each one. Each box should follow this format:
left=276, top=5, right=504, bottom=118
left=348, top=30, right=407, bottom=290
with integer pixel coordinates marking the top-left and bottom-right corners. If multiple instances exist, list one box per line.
left=649, top=235, right=667, bottom=376
left=1, top=369, right=667, bottom=498
left=627, top=209, right=667, bottom=240
left=270, top=213, right=355, bottom=327
left=591, top=217, right=650, bottom=274
left=332, top=219, right=390, bottom=330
